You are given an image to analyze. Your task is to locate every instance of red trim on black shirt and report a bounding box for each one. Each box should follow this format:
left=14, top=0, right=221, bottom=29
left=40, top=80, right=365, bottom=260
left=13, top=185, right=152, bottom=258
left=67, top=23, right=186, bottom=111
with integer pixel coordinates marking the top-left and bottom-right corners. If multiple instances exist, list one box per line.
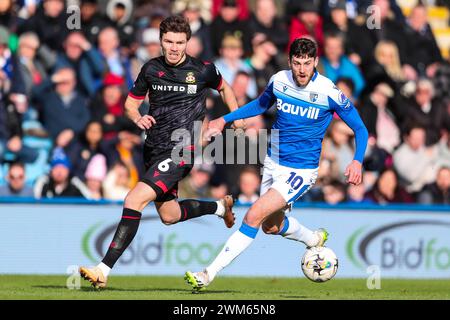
left=128, top=92, right=146, bottom=100
left=216, top=77, right=223, bottom=91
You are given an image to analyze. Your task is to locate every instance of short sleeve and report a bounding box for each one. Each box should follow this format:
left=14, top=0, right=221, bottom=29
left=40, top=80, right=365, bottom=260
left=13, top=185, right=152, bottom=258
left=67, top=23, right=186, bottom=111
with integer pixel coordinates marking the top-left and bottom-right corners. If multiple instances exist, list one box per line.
left=203, top=61, right=223, bottom=91
left=128, top=64, right=149, bottom=100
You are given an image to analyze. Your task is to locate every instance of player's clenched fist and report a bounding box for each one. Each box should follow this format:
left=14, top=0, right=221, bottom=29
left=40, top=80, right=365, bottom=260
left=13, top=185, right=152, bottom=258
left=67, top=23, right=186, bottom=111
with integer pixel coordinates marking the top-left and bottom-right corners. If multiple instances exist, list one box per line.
left=134, top=115, right=156, bottom=130
left=344, top=160, right=363, bottom=185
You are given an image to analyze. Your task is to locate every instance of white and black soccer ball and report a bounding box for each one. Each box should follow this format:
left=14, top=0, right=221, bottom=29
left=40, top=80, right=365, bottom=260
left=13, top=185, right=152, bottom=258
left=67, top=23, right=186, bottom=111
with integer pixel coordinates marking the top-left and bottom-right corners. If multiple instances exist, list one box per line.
left=301, top=247, right=338, bottom=282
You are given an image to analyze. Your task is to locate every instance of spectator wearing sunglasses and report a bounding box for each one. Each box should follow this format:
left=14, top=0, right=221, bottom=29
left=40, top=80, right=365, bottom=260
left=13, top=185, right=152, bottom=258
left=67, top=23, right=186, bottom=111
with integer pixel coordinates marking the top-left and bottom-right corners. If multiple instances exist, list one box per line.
left=0, top=162, right=34, bottom=197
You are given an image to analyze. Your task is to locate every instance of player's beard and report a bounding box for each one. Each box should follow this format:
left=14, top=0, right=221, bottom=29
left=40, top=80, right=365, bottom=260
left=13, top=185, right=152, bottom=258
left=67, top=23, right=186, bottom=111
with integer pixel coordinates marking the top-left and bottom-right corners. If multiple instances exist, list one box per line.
left=293, top=69, right=314, bottom=87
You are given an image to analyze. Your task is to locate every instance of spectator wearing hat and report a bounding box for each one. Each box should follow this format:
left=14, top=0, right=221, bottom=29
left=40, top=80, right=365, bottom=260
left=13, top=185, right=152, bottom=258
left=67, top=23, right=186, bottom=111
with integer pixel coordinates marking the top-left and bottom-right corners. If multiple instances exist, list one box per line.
left=135, top=28, right=160, bottom=66
left=34, top=147, right=91, bottom=198
left=31, top=67, right=91, bottom=141
left=84, top=153, right=108, bottom=200
left=248, top=0, right=289, bottom=53
left=54, top=31, right=106, bottom=98
left=287, top=0, right=324, bottom=56
left=174, top=0, right=211, bottom=22
left=214, top=35, right=257, bottom=99
left=90, top=73, right=137, bottom=139
left=0, top=162, right=34, bottom=197
left=210, top=0, right=251, bottom=56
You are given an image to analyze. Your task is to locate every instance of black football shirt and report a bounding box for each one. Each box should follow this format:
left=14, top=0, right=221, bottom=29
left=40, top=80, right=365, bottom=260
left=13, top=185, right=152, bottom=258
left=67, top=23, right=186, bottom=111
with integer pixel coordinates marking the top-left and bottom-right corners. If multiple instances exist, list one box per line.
left=129, top=55, right=223, bottom=158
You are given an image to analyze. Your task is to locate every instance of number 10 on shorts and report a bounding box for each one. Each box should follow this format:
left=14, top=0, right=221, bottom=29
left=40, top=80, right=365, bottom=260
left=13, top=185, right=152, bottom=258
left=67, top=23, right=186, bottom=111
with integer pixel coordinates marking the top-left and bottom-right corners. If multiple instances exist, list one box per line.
left=286, top=172, right=303, bottom=191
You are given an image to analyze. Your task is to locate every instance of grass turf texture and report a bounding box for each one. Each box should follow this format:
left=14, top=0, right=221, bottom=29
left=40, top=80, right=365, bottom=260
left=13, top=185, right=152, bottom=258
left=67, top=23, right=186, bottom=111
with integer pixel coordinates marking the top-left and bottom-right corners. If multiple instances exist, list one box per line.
left=0, top=275, right=449, bottom=300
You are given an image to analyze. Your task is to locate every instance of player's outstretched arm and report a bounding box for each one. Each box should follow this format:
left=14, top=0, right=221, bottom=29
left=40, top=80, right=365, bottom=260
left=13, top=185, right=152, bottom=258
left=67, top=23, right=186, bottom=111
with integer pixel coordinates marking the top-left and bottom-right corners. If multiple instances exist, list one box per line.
left=125, top=95, right=156, bottom=130
left=203, top=98, right=269, bottom=141
left=204, top=80, right=276, bottom=141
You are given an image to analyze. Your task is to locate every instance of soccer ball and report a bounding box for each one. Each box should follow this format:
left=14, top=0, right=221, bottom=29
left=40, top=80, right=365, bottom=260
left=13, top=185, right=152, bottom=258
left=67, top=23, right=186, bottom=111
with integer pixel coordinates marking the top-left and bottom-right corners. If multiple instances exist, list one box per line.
left=301, top=247, right=338, bottom=282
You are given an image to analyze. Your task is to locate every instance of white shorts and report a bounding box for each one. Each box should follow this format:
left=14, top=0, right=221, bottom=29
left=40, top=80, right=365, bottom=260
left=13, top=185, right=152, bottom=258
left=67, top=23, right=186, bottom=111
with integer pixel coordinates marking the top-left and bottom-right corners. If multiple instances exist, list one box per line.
left=260, top=156, right=318, bottom=205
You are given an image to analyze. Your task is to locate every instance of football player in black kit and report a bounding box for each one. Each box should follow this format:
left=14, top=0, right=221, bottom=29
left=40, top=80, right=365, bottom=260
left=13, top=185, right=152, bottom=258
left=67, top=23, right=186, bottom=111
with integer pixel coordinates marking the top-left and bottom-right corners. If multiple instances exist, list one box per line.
left=79, top=15, right=245, bottom=288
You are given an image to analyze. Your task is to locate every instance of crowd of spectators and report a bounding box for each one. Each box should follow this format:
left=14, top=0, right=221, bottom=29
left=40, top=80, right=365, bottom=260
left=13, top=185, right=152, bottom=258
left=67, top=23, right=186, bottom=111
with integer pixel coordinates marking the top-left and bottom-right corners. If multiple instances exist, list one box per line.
left=0, top=0, right=449, bottom=205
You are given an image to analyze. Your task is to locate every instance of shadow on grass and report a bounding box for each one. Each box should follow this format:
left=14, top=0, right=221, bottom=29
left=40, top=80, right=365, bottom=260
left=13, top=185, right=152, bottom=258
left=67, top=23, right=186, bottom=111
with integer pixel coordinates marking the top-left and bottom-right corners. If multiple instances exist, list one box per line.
left=32, top=285, right=238, bottom=295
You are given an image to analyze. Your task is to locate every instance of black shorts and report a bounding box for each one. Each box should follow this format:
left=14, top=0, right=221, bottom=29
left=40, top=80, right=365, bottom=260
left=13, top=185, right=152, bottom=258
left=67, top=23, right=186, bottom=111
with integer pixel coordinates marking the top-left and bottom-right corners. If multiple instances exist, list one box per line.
left=141, top=145, right=194, bottom=202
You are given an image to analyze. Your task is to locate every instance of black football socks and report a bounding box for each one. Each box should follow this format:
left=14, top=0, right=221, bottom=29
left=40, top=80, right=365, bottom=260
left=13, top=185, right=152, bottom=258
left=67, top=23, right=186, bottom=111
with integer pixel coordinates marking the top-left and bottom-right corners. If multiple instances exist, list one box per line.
left=102, top=208, right=142, bottom=268
left=178, top=199, right=218, bottom=222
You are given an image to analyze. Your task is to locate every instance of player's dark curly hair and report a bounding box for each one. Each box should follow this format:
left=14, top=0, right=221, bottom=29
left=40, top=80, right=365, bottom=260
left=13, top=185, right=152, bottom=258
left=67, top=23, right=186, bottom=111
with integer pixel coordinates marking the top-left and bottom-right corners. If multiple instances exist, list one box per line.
left=159, top=15, right=192, bottom=41
left=289, top=37, right=318, bottom=60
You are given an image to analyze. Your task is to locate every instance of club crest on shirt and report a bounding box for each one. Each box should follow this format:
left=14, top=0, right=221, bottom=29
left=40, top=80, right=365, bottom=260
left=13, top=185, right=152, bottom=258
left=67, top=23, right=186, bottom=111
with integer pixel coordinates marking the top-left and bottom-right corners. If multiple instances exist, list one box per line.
left=185, top=72, right=196, bottom=83
left=338, top=90, right=351, bottom=109
left=309, top=92, right=318, bottom=102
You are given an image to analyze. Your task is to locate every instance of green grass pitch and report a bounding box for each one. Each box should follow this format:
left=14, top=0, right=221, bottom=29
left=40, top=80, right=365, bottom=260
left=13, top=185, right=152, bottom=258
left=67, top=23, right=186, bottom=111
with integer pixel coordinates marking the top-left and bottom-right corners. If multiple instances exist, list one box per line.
left=0, top=275, right=449, bottom=300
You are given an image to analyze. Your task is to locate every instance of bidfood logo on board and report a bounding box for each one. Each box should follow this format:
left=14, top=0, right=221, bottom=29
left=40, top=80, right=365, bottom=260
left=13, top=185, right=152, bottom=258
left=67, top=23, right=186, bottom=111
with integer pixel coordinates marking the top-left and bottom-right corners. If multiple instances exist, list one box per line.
left=81, top=217, right=223, bottom=267
left=346, top=220, right=450, bottom=273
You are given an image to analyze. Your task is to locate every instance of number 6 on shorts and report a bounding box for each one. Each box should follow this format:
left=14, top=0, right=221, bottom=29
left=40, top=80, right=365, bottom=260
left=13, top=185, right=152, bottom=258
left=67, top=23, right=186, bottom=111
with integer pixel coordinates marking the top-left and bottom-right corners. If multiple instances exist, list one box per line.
left=158, top=158, right=173, bottom=172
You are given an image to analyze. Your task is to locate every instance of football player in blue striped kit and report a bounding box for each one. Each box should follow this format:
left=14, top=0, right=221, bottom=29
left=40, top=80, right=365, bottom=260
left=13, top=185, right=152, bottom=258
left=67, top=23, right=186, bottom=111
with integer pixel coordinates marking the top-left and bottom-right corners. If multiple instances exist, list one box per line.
left=185, top=37, right=369, bottom=291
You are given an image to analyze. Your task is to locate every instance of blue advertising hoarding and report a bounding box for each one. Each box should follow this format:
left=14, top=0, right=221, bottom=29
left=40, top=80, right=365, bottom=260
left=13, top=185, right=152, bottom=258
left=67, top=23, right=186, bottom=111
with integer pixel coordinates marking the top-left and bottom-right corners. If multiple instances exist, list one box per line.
left=0, top=202, right=449, bottom=278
